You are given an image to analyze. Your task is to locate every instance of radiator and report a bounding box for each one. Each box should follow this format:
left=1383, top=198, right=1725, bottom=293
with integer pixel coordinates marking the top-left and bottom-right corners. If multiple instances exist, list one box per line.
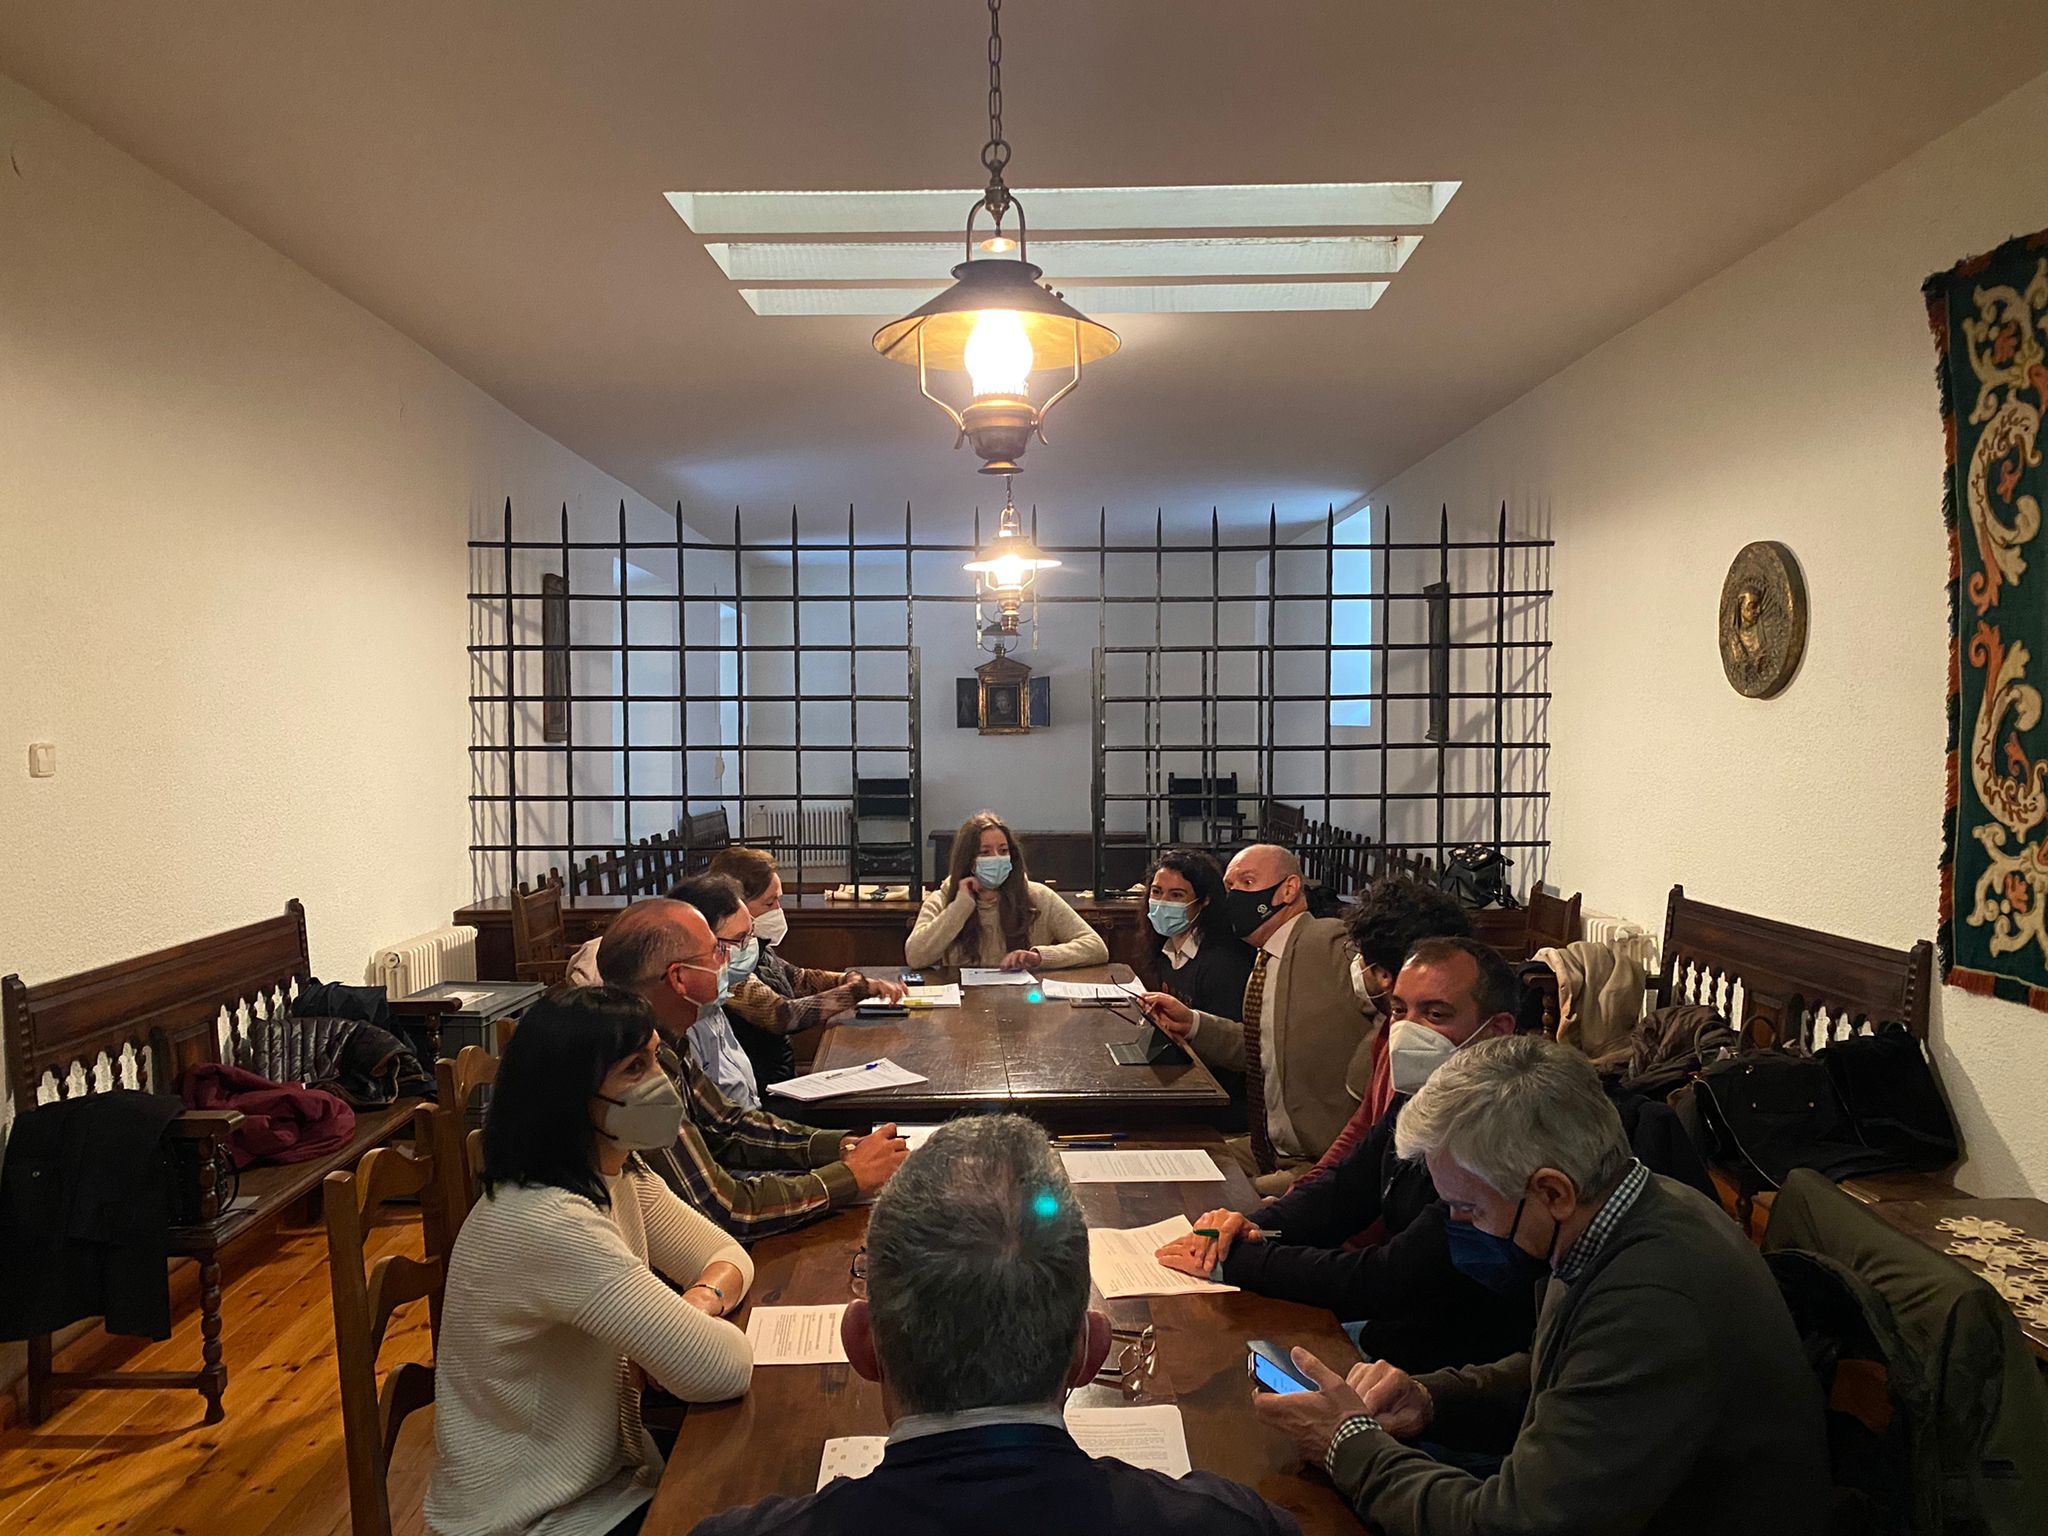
left=746, top=804, right=854, bottom=851
left=1581, top=912, right=1660, bottom=976
left=372, top=925, right=479, bottom=999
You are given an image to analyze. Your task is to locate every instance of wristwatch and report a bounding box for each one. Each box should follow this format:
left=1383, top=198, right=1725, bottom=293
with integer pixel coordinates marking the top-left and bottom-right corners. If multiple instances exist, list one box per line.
left=1324, top=1414, right=1382, bottom=1476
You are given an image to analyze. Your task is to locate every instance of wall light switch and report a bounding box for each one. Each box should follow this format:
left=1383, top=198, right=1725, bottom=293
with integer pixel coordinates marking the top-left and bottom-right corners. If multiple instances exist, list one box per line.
left=28, top=742, right=56, bottom=778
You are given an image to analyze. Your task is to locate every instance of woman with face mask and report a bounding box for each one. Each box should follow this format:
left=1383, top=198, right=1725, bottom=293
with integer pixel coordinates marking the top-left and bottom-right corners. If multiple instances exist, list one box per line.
left=905, top=811, right=1111, bottom=972
left=707, top=846, right=910, bottom=1088
left=428, top=988, right=754, bottom=1536
left=1141, top=849, right=1258, bottom=1022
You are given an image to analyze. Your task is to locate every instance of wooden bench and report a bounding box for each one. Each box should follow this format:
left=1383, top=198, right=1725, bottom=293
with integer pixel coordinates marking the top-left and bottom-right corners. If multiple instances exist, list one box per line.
left=1649, top=883, right=1954, bottom=1215
left=2, top=900, right=452, bottom=1424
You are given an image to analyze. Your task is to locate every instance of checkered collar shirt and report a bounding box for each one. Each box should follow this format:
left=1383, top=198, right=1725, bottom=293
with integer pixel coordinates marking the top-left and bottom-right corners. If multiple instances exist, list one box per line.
left=1554, top=1159, right=1650, bottom=1284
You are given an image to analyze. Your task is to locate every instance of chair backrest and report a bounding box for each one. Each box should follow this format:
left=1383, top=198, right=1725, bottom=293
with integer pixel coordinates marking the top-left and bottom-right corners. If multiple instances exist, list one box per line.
left=1526, top=888, right=1584, bottom=950
left=323, top=1144, right=443, bottom=1536
left=508, top=876, right=568, bottom=971
left=423, top=1047, right=500, bottom=1260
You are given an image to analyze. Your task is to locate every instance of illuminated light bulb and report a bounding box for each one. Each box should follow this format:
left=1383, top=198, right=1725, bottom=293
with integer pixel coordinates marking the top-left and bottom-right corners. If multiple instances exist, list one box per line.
left=963, top=309, right=1034, bottom=397
left=986, top=553, right=1029, bottom=591
left=979, top=235, right=1019, bottom=255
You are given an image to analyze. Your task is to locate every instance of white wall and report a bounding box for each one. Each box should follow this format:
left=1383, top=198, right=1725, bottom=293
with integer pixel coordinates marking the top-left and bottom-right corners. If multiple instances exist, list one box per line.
left=1368, top=69, right=2048, bottom=1197
left=0, top=71, right=670, bottom=1109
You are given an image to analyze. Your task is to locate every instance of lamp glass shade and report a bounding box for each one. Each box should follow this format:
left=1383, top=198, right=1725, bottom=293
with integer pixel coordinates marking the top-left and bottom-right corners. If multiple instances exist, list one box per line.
left=873, top=257, right=1121, bottom=371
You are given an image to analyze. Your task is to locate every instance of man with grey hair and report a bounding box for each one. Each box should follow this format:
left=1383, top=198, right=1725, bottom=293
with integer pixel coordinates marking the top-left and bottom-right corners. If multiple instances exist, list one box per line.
left=1253, top=1035, right=1830, bottom=1536
left=692, top=1115, right=1299, bottom=1536
left=1138, top=843, right=1376, bottom=1193
left=596, top=898, right=908, bottom=1241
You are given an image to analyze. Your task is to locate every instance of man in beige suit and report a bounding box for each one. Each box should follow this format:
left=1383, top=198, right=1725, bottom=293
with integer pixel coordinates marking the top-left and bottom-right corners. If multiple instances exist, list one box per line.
left=1139, top=844, right=1376, bottom=1194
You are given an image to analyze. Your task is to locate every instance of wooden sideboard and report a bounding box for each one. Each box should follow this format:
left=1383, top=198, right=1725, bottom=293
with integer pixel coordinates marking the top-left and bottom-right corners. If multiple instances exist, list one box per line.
left=453, top=889, right=1157, bottom=981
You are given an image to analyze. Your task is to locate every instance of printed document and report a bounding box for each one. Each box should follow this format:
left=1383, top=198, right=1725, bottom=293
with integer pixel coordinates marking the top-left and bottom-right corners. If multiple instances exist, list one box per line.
left=1039, top=978, right=1146, bottom=1003
left=901, top=983, right=963, bottom=1007
left=960, top=968, right=1037, bottom=986
left=1087, top=1215, right=1239, bottom=1298
left=768, top=1057, right=928, bottom=1102
left=1060, top=1148, right=1226, bottom=1183
left=745, top=1305, right=848, bottom=1365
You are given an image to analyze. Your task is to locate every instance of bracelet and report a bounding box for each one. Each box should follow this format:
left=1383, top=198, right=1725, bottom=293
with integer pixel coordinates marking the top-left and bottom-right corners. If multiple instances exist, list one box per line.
left=686, top=1281, right=725, bottom=1304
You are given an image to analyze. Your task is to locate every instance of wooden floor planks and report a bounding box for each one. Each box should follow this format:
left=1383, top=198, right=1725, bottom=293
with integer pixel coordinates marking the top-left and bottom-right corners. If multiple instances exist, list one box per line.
left=0, top=1213, right=433, bottom=1536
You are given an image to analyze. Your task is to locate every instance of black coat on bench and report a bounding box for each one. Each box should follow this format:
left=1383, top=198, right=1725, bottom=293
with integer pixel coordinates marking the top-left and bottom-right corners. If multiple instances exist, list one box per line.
left=0, top=1089, right=183, bottom=1340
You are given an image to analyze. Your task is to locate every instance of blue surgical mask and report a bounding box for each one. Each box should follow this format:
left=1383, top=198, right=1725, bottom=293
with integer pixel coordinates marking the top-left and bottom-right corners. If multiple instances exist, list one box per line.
left=726, top=937, right=761, bottom=984
left=1148, top=900, right=1193, bottom=937
left=974, top=855, right=1013, bottom=888
left=1445, top=1198, right=1555, bottom=1295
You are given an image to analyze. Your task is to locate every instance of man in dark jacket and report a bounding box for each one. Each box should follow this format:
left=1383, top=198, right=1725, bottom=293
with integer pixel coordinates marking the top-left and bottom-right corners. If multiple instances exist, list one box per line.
left=1154, top=937, right=1532, bottom=1371
left=691, top=1115, right=1298, bottom=1536
left=1253, top=1035, right=1830, bottom=1536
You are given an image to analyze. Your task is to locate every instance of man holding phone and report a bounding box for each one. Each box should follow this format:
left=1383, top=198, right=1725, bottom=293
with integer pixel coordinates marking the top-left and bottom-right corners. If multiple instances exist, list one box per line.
left=1250, top=1036, right=1829, bottom=1536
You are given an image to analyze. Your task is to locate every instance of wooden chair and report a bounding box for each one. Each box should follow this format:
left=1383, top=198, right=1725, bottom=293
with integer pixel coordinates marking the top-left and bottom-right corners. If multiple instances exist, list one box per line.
left=509, top=874, right=571, bottom=986
left=422, top=1047, right=498, bottom=1260
left=324, top=1143, right=443, bottom=1536
left=1257, top=798, right=1307, bottom=848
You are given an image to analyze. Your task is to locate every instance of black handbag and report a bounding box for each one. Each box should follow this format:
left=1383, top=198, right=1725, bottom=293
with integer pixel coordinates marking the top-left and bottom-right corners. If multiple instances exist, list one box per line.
left=1819, top=1022, right=1958, bottom=1172
left=1440, top=844, right=1518, bottom=909
left=1694, top=1049, right=1901, bottom=1189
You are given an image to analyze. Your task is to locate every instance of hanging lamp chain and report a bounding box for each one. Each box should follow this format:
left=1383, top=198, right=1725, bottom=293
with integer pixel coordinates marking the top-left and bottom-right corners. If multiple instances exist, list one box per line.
left=980, top=0, right=1013, bottom=225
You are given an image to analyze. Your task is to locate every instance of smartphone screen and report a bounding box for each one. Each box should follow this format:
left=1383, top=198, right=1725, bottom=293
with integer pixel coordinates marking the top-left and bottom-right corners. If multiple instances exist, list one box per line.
left=1249, top=1351, right=1313, bottom=1395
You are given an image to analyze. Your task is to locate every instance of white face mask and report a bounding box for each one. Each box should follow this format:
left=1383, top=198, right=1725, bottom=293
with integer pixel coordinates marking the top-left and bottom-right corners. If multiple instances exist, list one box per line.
left=753, top=907, right=789, bottom=947
left=598, top=1073, right=686, bottom=1151
left=1350, top=955, right=1387, bottom=1010
left=1388, top=1019, right=1462, bottom=1096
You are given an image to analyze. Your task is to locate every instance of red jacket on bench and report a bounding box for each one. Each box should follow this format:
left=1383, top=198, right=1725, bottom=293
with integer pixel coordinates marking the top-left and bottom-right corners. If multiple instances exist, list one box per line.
left=182, top=1063, right=356, bottom=1169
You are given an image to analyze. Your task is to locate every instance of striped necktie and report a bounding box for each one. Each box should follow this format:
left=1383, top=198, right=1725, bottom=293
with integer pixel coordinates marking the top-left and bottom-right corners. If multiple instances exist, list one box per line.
left=1240, top=949, right=1276, bottom=1173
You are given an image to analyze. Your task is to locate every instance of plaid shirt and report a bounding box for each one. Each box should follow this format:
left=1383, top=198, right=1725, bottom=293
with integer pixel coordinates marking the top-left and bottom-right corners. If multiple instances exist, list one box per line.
left=640, top=1040, right=858, bottom=1243
left=727, top=950, right=873, bottom=1038
left=1554, top=1159, right=1651, bottom=1284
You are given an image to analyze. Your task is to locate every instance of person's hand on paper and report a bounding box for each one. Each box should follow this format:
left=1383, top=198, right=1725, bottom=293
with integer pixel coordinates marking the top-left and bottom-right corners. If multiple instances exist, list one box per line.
left=1157, top=1208, right=1261, bottom=1273
left=855, top=973, right=909, bottom=1004
left=1345, top=1359, right=1435, bottom=1439
left=1251, top=1348, right=1372, bottom=1465
left=844, top=1123, right=911, bottom=1195
left=1135, top=991, right=1195, bottom=1039
left=1000, top=948, right=1042, bottom=972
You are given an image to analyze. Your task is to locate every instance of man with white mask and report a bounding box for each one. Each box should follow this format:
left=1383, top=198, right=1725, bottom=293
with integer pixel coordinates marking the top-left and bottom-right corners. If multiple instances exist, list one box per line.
left=1154, top=938, right=1535, bottom=1372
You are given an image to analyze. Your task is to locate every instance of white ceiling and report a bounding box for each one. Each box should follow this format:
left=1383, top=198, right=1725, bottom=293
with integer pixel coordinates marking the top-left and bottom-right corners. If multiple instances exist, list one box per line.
left=3, top=2, right=2045, bottom=539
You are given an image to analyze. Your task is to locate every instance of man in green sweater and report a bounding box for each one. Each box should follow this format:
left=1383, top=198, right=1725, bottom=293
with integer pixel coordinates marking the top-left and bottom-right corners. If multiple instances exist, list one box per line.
left=1254, top=1034, right=1830, bottom=1536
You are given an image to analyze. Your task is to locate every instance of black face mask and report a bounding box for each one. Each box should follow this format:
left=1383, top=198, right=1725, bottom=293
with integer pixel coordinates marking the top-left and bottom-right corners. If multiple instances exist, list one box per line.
left=1223, top=880, right=1292, bottom=939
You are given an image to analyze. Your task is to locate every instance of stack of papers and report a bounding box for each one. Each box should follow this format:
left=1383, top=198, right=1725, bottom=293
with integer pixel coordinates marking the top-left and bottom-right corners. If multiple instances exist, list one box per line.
left=1087, top=1216, right=1239, bottom=1299
left=767, top=1057, right=929, bottom=1102
left=901, top=983, right=963, bottom=1007
left=815, top=1404, right=1191, bottom=1488
left=1060, top=1148, right=1225, bottom=1184
left=960, top=968, right=1037, bottom=986
left=1038, top=978, right=1146, bottom=1003
left=745, top=1305, right=849, bottom=1365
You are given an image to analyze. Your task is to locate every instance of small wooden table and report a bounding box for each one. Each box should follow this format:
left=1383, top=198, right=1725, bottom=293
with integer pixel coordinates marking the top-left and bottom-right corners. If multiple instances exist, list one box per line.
left=1868, top=1196, right=2048, bottom=1362
left=788, top=967, right=1231, bottom=1132
left=641, top=1142, right=1359, bottom=1534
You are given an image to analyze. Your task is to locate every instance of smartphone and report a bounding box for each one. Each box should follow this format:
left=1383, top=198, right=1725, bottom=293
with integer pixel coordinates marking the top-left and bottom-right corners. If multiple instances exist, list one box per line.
left=1246, top=1339, right=1316, bottom=1395
left=900, top=970, right=923, bottom=984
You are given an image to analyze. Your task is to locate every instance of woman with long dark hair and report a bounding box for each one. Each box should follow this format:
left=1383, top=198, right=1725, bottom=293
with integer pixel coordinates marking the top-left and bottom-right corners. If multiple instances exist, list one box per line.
left=905, top=810, right=1109, bottom=971
left=1142, top=848, right=1257, bottom=1021
left=428, top=987, right=754, bottom=1536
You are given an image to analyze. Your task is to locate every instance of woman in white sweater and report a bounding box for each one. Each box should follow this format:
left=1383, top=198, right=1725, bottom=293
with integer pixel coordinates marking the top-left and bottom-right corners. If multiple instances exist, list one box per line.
left=905, top=811, right=1110, bottom=972
left=427, top=988, right=755, bottom=1536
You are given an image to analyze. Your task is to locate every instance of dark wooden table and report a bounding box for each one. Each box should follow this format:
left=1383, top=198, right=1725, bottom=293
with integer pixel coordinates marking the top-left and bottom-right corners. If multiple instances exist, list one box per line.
left=1868, top=1195, right=2048, bottom=1362
left=642, top=1142, right=1359, bottom=1534
left=787, top=966, right=1231, bottom=1132
left=453, top=890, right=1156, bottom=980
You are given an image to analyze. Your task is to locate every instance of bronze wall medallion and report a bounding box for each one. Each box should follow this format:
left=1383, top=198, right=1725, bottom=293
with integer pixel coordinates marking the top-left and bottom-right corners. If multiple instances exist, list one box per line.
left=1718, top=541, right=1808, bottom=698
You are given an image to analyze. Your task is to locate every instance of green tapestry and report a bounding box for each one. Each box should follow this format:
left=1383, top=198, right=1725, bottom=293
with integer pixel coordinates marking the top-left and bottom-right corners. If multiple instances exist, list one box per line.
left=1930, top=227, right=2048, bottom=1009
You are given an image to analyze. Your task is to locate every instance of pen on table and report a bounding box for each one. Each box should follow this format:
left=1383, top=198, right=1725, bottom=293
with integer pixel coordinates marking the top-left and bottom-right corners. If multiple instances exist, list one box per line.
left=1192, top=1226, right=1285, bottom=1240
left=1053, top=1132, right=1128, bottom=1145
left=1055, top=1140, right=1123, bottom=1150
